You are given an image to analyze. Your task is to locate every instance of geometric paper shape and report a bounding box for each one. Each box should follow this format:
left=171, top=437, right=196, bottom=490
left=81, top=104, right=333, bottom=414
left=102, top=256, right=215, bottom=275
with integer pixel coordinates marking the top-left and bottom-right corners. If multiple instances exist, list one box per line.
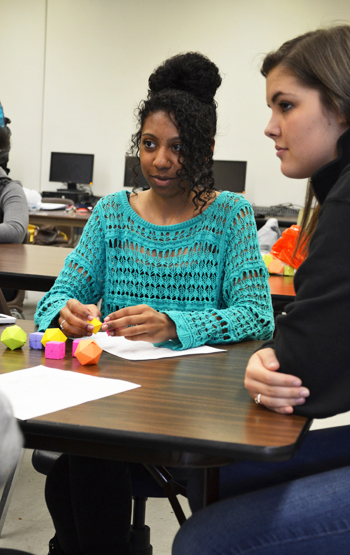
left=262, top=254, right=273, bottom=269
left=72, top=338, right=83, bottom=357
left=29, top=331, right=45, bottom=350
left=268, top=259, right=284, bottom=275
left=1, top=325, right=27, bottom=350
left=88, top=317, right=102, bottom=334
left=283, top=264, right=295, bottom=276
left=41, top=328, right=67, bottom=347
left=45, top=341, right=66, bottom=359
left=75, top=339, right=102, bottom=366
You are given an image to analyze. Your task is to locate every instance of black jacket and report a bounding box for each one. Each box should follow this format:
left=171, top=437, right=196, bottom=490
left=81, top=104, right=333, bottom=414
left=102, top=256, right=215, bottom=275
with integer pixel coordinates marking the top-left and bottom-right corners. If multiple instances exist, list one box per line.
left=264, top=129, right=350, bottom=418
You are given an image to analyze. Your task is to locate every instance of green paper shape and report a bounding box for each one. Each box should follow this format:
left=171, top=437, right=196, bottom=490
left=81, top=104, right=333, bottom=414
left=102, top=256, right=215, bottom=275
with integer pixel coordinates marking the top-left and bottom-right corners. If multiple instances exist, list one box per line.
left=283, top=265, right=295, bottom=276
left=1, top=325, right=27, bottom=350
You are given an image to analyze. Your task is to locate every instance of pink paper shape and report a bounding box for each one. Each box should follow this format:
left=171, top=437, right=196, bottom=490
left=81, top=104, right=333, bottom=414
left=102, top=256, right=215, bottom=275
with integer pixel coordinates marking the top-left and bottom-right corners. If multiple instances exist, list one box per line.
left=72, top=338, right=83, bottom=357
left=45, top=341, right=66, bottom=360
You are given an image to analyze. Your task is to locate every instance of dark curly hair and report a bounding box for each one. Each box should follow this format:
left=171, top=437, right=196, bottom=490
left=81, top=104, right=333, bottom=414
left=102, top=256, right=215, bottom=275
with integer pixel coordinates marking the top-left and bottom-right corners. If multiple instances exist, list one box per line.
left=129, top=52, right=222, bottom=210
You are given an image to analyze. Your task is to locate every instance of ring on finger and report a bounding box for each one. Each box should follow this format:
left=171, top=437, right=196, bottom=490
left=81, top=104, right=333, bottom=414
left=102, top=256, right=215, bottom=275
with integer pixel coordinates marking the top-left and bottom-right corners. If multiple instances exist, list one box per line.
left=255, top=393, right=262, bottom=405
left=60, top=319, right=66, bottom=331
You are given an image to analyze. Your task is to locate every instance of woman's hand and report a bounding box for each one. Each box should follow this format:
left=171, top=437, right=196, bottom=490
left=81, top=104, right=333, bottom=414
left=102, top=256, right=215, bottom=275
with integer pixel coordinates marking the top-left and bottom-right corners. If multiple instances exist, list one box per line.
left=102, top=304, right=177, bottom=344
left=58, top=299, right=101, bottom=338
left=244, top=348, right=310, bottom=414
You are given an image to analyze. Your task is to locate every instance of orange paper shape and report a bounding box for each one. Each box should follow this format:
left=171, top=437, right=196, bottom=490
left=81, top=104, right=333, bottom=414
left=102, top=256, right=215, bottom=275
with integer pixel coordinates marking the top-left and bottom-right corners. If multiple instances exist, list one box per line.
left=75, top=339, right=102, bottom=366
left=41, top=328, right=67, bottom=347
left=268, top=259, right=284, bottom=275
left=88, top=317, right=102, bottom=334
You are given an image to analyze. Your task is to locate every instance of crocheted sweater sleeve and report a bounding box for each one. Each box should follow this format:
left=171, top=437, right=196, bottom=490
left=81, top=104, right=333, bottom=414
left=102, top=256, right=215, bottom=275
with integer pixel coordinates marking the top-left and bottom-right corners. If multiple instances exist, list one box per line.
left=159, top=196, right=273, bottom=350
left=35, top=208, right=107, bottom=329
left=35, top=191, right=273, bottom=349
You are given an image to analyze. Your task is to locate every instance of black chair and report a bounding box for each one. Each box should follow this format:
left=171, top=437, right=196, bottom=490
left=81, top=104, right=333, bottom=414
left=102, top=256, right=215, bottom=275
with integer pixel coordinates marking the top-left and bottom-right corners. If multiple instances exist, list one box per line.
left=40, top=197, right=75, bottom=247
left=4, top=230, right=30, bottom=318
left=32, top=450, right=188, bottom=555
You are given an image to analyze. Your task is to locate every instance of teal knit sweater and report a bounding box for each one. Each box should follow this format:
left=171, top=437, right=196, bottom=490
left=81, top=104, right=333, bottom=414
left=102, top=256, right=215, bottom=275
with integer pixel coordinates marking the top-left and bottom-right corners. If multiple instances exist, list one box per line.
left=35, top=191, right=274, bottom=349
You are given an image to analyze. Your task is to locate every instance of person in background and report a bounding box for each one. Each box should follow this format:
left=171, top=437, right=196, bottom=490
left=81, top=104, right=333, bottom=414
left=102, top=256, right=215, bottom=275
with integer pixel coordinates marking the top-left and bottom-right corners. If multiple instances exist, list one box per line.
left=0, top=390, right=22, bottom=486
left=34, top=52, right=274, bottom=555
left=173, top=25, right=350, bottom=555
left=0, top=106, right=29, bottom=307
left=0, top=108, right=28, bottom=245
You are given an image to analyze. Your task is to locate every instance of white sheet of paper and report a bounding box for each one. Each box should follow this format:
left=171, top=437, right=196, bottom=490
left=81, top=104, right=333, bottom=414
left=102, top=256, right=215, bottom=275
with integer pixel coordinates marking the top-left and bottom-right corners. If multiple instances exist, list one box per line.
left=0, top=365, right=140, bottom=420
left=91, top=333, right=226, bottom=360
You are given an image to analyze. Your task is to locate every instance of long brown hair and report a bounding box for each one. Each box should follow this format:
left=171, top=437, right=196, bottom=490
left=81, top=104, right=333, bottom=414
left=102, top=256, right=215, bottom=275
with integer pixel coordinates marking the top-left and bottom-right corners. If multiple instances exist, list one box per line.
left=261, top=25, right=350, bottom=254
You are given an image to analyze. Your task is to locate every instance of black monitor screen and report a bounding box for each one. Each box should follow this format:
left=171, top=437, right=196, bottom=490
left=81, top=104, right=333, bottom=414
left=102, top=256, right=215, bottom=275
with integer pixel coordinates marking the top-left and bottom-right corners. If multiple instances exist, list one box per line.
left=49, top=152, right=94, bottom=187
left=124, top=156, right=149, bottom=190
left=124, top=156, right=247, bottom=193
left=213, top=160, right=247, bottom=194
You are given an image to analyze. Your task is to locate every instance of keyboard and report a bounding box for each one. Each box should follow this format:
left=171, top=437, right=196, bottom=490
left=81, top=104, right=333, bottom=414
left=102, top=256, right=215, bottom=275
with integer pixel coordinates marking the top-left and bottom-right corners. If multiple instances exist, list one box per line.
left=252, top=204, right=300, bottom=217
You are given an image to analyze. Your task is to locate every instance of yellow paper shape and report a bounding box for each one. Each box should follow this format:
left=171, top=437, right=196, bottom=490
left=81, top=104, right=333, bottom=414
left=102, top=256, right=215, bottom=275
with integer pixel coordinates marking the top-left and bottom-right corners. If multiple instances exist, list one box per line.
left=41, top=328, right=67, bottom=346
left=88, top=317, right=102, bottom=334
left=262, top=254, right=273, bottom=269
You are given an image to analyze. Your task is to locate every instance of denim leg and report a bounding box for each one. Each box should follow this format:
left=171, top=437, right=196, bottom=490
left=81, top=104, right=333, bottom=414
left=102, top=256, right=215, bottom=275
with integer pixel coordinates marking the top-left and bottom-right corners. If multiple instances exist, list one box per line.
left=188, top=426, right=350, bottom=511
left=173, top=465, right=350, bottom=555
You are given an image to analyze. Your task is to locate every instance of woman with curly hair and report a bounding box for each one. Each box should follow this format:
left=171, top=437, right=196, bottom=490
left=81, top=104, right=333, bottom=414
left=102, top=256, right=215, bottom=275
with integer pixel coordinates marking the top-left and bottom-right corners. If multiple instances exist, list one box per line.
left=35, top=52, right=273, bottom=555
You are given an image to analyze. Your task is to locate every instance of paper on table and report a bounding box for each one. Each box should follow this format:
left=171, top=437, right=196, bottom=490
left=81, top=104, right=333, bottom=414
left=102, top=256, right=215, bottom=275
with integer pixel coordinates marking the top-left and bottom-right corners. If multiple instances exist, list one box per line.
left=0, top=365, right=140, bottom=420
left=92, top=333, right=226, bottom=361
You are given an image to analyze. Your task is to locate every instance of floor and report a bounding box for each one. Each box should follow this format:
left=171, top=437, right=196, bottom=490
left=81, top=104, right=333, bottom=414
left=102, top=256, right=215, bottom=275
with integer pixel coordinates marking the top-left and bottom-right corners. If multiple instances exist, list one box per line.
left=1, top=291, right=350, bottom=554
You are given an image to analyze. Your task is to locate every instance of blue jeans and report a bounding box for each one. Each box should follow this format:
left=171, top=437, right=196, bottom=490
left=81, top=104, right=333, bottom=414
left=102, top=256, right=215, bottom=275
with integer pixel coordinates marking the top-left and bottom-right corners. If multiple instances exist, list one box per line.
left=173, top=465, right=350, bottom=554
left=173, top=426, right=350, bottom=554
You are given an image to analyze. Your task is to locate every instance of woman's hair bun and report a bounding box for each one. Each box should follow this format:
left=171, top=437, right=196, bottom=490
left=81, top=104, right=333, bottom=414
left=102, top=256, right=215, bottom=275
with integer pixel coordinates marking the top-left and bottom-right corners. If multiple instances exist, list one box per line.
left=148, top=52, right=222, bottom=104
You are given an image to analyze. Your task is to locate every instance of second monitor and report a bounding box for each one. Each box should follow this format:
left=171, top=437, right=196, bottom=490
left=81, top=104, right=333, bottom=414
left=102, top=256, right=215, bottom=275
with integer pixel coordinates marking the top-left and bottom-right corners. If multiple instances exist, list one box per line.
left=124, top=156, right=246, bottom=194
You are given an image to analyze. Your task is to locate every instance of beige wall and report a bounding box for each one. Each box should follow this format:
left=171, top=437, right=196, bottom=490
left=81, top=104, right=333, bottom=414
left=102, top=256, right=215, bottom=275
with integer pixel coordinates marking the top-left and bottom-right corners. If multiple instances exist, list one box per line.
left=1, top=0, right=350, bottom=207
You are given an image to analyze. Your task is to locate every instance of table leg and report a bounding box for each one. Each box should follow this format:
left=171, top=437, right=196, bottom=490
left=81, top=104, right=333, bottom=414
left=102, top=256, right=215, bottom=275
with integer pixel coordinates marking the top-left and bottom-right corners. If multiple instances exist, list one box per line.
left=203, top=467, right=220, bottom=507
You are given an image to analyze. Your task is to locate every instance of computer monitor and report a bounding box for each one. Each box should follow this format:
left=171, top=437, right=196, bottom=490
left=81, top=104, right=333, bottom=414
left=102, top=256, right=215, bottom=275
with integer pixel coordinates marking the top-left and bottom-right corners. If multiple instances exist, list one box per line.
left=124, top=156, right=149, bottom=190
left=212, top=160, right=247, bottom=194
left=49, top=152, right=94, bottom=191
left=123, top=156, right=247, bottom=194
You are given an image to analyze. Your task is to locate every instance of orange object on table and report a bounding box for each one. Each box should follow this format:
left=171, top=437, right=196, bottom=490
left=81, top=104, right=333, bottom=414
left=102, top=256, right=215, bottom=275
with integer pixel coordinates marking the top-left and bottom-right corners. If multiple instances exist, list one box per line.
left=75, top=339, right=102, bottom=366
left=271, top=225, right=306, bottom=269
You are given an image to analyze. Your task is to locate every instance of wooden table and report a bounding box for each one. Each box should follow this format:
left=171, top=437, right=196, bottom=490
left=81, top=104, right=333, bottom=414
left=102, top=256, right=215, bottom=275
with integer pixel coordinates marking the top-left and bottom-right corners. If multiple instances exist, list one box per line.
left=0, top=244, right=72, bottom=291
left=269, top=275, right=296, bottom=300
left=0, top=321, right=310, bottom=469
left=0, top=244, right=297, bottom=303
left=29, top=209, right=90, bottom=229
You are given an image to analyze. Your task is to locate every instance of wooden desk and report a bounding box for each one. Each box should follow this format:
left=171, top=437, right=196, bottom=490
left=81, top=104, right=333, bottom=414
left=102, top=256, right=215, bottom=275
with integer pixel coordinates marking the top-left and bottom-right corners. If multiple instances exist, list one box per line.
left=29, top=209, right=90, bottom=229
left=269, top=275, right=296, bottom=301
left=1, top=321, right=310, bottom=468
left=0, top=244, right=72, bottom=291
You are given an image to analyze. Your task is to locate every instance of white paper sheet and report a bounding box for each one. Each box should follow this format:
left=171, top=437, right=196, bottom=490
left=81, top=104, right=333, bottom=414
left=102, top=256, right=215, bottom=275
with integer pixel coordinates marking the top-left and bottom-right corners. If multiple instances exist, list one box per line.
left=0, top=365, right=140, bottom=420
left=91, top=333, right=226, bottom=360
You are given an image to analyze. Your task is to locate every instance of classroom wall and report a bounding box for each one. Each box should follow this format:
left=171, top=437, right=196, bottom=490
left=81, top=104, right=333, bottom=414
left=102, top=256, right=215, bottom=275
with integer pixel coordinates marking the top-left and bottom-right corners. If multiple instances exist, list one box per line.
left=1, top=0, right=350, bottom=208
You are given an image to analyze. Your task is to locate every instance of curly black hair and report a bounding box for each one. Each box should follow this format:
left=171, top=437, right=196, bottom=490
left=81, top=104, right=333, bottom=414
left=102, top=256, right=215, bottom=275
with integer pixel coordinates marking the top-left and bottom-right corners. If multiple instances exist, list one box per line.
left=129, top=52, right=222, bottom=210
